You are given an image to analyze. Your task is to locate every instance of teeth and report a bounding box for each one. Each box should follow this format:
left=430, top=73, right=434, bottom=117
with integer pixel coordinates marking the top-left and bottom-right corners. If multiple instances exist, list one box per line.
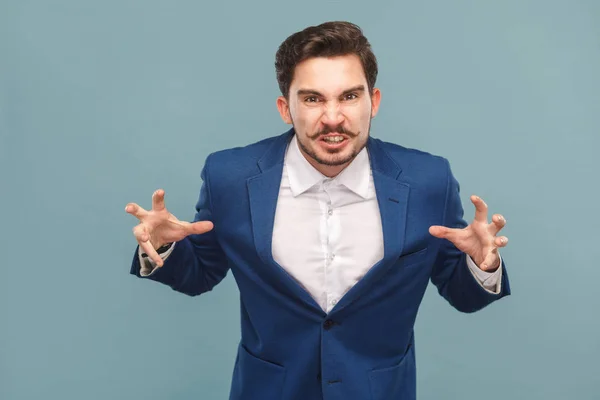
left=323, top=136, right=344, bottom=143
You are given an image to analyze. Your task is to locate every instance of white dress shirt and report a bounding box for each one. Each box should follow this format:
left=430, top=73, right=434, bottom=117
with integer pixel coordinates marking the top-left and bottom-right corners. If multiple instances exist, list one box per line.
left=139, top=136, right=502, bottom=312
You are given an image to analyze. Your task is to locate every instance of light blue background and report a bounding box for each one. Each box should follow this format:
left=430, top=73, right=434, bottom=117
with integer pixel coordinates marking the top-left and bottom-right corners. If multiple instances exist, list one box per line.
left=2, top=1, right=599, bottom=399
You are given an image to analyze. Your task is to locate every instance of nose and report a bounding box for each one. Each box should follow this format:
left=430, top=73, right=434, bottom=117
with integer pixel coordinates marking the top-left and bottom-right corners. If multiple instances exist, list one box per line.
left=321, top=102, right=344, bottom=126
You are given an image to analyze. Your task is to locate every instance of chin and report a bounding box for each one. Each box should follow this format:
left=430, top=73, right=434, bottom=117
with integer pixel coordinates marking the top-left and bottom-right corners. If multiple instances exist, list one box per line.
left=316, top=150, right=356, bottom=166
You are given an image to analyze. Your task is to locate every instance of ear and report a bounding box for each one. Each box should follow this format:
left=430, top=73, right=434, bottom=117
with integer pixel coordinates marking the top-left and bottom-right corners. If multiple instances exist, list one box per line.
left=370, top=88, right=381, bottom=118
left=276, top=96, right=293, bottom=124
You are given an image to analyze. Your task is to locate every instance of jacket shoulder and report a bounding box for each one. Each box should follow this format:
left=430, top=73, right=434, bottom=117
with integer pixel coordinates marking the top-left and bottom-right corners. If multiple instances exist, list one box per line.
left=204, top=132, right=288, bottom=178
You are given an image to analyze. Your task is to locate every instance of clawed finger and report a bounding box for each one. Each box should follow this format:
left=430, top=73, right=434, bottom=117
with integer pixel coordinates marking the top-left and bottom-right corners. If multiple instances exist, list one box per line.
left=152, top=189, right=166, bottom=212
left=138, top=239, right=164, bottom=267
left=490, top=214, right=506, bottom=235
left=471, top=195, right=488, bottom=223
left=480, top=252, right=501, bottom=272
left=125, top=203, right=148, bottom=219
left=494, top=236, right=508, bottom=248
left=132, top=224, right=149, bottom=242
left=133, top=225, right=164, bottom=266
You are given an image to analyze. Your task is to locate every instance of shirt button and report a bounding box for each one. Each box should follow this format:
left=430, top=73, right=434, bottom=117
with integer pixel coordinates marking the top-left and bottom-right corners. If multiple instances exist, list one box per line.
left=331, top=299, right=337, bottom=305
left=328, top=209, right=333, bottom=216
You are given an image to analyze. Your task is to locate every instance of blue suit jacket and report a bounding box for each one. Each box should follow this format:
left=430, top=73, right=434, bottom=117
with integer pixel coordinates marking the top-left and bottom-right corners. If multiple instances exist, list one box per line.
left=130, top=129, right=510, bottom=400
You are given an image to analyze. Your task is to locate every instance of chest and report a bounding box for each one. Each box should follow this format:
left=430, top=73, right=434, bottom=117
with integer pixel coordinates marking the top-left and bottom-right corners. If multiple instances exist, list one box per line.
left=272, top=184, right=384, bottom=268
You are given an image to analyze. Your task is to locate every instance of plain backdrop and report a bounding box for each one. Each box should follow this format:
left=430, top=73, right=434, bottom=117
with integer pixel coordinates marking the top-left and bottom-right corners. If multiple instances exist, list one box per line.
left=1, top=0, right=599, bottom=399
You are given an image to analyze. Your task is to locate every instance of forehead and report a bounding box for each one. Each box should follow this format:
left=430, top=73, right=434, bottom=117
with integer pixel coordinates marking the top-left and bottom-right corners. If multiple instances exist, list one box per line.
left=290, top=54, right=367, bottom=94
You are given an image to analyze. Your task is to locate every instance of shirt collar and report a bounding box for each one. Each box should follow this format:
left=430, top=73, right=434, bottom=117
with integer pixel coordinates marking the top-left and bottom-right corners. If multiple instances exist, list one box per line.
left=285, top=135, right=371, bottom=199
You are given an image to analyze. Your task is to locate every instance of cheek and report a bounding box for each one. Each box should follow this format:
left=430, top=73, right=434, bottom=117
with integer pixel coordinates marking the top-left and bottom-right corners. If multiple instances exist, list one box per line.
left=293, top=108, right=322, bottom=127
left=362, top=100, right=374, bottom=118
left=345, top=103, right=372, bottom=125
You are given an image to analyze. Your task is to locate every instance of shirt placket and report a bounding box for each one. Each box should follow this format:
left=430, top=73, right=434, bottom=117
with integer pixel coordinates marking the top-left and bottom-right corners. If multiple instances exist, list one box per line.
left=321, top=180, right=339, bottom=313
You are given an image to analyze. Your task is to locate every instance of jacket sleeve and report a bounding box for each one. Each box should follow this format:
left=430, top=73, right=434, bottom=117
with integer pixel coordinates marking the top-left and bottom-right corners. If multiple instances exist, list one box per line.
left=129, top=154, right=230, bottom=296
left=429, top=158, right=511, bottom=313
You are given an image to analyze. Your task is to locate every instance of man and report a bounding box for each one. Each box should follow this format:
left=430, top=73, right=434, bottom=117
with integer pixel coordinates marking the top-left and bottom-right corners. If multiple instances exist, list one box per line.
left=126, top=21, right=510, bottom=400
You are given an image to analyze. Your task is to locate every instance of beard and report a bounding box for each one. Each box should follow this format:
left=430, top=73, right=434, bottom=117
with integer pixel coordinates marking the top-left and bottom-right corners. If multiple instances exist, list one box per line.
left=295, top=119, right=371, bottom=167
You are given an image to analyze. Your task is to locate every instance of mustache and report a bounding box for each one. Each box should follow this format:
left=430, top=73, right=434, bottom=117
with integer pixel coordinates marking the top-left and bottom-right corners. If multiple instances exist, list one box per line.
left=307, top=125, right=358, bottom=139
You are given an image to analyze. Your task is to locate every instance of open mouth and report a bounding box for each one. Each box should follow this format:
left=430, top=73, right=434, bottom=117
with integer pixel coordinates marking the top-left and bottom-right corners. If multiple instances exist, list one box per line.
left=319, top=134, right=349, bottom=150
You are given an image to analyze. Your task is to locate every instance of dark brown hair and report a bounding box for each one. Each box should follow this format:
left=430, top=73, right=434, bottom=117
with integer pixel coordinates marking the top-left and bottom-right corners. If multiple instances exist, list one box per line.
left=275, top=21, right=378, bottom=99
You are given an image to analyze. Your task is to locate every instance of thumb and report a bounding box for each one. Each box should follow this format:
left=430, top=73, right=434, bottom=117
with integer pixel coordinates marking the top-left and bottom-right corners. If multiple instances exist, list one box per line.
left=429, top=225, right=450, bottom=238
left=188, top=220, right=214, bottom=235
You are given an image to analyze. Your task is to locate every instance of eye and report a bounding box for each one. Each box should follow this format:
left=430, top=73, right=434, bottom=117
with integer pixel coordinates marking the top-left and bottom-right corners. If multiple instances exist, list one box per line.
left=344, top=93, right=358, bottom=101
left=305, top=96, right=320, bottom=103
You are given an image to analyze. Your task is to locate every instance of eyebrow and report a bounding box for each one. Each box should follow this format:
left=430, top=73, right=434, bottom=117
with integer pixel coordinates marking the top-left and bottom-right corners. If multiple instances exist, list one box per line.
left=296, top=85, right=366, bottom=97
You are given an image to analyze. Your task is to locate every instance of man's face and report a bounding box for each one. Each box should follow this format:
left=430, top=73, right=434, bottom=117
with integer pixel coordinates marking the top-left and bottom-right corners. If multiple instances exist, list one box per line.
left=276, top=54, right=381, bottom=177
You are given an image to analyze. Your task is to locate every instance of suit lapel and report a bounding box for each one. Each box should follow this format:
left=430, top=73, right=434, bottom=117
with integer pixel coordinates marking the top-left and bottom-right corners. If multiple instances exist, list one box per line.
left=370, top=137, right=409, bottom=265
left=247, top=168, right=281, bottom=271
left=247, top=129, right=324, bottom=314
left=375, top=171, right=409, bottom=266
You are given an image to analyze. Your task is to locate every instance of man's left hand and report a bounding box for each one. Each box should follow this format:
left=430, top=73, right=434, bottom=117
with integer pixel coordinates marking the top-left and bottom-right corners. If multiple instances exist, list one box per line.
left=429, top=195, right=508, bottom=272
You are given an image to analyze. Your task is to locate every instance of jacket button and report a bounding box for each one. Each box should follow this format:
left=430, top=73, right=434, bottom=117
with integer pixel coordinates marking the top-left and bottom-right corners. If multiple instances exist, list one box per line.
left=323, top=319, right=335, bottom=330
left=317, top=373, right=321, bottom=381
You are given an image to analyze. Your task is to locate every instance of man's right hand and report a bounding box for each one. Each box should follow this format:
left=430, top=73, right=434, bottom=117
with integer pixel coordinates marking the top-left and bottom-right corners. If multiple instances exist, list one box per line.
left=125, top=189, right=214, bottom=267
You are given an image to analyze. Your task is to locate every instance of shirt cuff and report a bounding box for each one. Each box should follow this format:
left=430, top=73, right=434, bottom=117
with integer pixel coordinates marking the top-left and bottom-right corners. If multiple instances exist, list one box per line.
left=466, top=253, right=503, bottom=294
left=138, top=242, right=176, bottom=277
